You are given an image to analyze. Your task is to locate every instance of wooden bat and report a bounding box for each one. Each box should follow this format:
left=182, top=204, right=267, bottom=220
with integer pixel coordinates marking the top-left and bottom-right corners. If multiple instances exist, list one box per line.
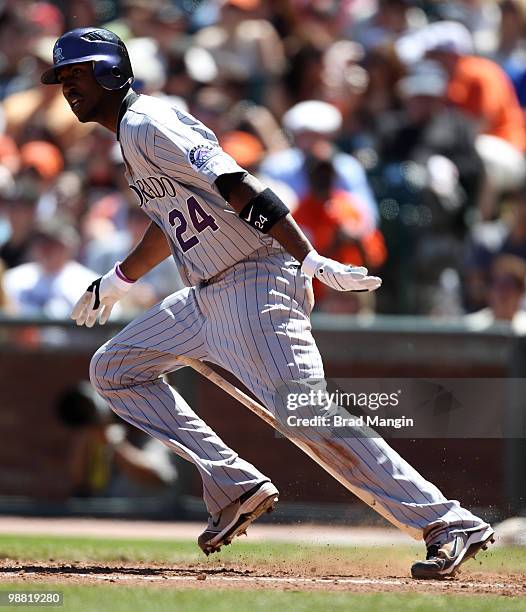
left=178, top=356, right=419, bottom=539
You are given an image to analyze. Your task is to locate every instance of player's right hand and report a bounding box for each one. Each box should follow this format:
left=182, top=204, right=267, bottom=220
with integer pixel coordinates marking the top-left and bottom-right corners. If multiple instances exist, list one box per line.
left=71, top=263, right=135, bottom=327
left=301, top=250, right=382, bottom=292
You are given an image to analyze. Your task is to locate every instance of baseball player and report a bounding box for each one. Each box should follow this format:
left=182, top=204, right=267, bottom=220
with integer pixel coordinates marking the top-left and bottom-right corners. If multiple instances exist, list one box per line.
left=42, top=28, right=494, bottom=579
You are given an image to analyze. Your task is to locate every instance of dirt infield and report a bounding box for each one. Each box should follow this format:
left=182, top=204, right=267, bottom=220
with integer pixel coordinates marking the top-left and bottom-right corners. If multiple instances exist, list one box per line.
left=2, top=560, right=524, bottom=597
left=0, top=517, right=523, bottom=597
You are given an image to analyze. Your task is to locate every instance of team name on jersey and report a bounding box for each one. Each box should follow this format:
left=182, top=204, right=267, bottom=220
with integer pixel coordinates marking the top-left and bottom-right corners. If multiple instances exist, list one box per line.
left=129, top=175, right=178, bottom=207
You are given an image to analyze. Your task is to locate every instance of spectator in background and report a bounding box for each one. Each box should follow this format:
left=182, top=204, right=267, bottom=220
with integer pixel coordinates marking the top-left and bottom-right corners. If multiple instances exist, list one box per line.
left=26, top=1, right=64, bottom=37
left=225, top=101, right=290, bottom=154
left=46, top=170, right=86, bottom=224
left=56, top=381, right=178, bottom=499
left=0, top=133, right=20, bottom=176
left=103, top=0, right=181, bottom=43
left=20, top=140, right=64, bottom=185
left=125, top=36, right=168, bottom=95
left=494, top=189, right=526, bottom=261
left=358, top=43, right=406, bottom=129
left=0, top=9, right=35, bottom=100
left=292, top=147, right=386, bottom=313
left=333, top=42, right=407, bottom=155
left=3, top=218, right=97, bottom=318
left=143, top=5, right=189, bottom=60
left=289, top=0, right=346, bottom=40
left=63, top=0, right=99, bottom=30
left=190, top=87, right=231, bottom=139
left=19, top=140, right=65, bottom=219
left=370, top=60, right=484, bottom=314
left=260, top=100, right=378, bottom=229
left=492, top=0, right=526, bottom=107
left=434, top=0, right=500, bottom=55
left=284, top=27, right=331, bottom=106
left=424, top=21, right=526, bottom=202
left=465, top=254, right=526, bottom=332
left=195, top=0, right=286, bottom=106
left=221, top=129, right=265, bottom=169
left=164, top=45, right=191, bottom=97
left=464, top=185, right=526, bottom=311
left=0, top=178, right=39, bottom=269
left=348, top=0, right=426, bottom=51
left=77, top=127, right=122, bottom=196
left=321, top=40, right=371, bottom=153
left=430, top=27, right=526, bottom=151
left=163, top=42, right=217, bottom=104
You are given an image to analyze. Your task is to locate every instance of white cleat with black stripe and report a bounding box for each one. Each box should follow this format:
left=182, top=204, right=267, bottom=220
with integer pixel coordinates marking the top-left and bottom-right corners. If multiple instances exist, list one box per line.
left=198, top=481, right=279, bottom=556
left=411, top=523, right=495, bottom=579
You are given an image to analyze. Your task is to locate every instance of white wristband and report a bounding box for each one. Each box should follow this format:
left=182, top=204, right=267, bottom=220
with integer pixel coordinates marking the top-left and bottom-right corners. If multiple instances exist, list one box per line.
left=301, top=250, right=325, bottom=277
left=108, top=263, right=135, bottom=293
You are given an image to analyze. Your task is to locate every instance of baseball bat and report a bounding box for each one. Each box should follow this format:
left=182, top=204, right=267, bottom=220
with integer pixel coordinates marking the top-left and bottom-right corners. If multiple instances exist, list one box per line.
left=178, top=356, right=419, bottom=539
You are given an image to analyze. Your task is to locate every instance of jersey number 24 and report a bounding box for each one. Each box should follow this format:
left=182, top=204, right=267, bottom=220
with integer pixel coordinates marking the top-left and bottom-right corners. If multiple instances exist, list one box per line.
left=168, top=196, right=219, bottom=253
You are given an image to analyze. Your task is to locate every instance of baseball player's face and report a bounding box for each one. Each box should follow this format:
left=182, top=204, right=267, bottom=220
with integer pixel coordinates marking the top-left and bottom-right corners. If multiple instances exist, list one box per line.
left=57, top=62, right=104, bottom=123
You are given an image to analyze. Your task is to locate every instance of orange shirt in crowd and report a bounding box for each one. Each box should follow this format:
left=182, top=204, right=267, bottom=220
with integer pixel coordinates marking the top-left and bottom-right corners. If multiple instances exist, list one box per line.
left=294, top=190, right=387, bottom=301
left=447, top=55, right=526, bottom=151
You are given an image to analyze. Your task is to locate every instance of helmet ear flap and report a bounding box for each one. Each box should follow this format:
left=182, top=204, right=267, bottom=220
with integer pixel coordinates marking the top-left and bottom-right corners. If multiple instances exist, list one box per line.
left=92, top=59, right=132, bottom=90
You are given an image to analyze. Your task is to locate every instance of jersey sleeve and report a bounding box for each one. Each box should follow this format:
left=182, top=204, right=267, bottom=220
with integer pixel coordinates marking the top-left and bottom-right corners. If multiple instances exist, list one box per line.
left=149, top=112, right=246, bottom=190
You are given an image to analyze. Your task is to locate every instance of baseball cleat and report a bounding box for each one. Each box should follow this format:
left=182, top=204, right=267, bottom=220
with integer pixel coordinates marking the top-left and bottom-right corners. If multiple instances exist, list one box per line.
left=198, top=481, right=279, bottom=555
left=411, top=523, right=495, bottom=579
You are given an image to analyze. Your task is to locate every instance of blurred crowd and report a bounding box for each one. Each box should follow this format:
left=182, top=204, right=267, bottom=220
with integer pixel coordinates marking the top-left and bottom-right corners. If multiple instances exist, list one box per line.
left=56, top=381, right=179, bottom=501
left=2, top=0, right=526, bottom=323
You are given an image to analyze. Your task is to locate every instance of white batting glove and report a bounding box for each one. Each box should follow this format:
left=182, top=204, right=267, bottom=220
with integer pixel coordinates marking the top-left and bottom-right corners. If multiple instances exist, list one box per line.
left=71, top=263, right=135, bottom=327
left=301, top=250, right=382, bottom=292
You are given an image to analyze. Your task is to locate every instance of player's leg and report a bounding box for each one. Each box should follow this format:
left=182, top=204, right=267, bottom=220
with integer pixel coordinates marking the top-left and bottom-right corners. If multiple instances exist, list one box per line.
left=201, top=251, right=493, bottom=576
left=89, top=286, right=271, bottom=518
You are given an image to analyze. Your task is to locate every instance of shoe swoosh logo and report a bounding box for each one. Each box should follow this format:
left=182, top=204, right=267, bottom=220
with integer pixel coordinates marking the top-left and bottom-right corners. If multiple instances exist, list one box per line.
left=244, top=206, right=254, bottom=223
left=212, top=512, right=222, bottom=528
left=445, top=537, right=461, bottom=559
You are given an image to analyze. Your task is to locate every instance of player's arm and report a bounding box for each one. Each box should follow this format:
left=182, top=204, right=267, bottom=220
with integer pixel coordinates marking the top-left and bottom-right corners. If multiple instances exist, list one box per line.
left=71, top=221, right=171, bottom=327
left=217, top=172, right=313, bottom=262
left=119, top=220, right=171, bottom=280
left=216, top=172, right=381, bottom=293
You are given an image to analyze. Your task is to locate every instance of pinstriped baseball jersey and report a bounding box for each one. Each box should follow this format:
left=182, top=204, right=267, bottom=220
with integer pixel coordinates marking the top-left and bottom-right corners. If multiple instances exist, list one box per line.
left=118, top=93, right=282, bottom=287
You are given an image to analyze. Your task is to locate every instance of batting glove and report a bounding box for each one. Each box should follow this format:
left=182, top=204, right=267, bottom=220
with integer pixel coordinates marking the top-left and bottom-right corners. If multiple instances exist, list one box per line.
left=71, top=263, right=135, bottom=327
left=301, top=250, right=382, bottom=292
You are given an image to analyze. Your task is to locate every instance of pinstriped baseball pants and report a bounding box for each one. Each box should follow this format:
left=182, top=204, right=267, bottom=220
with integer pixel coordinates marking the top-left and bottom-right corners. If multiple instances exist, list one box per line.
left=90, top=249, right=483, bottom=540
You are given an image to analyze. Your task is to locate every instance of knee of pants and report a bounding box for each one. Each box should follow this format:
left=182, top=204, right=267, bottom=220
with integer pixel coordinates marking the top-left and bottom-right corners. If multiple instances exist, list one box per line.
left=90, top=340, right=163, bottom=398
left=89, top=342, right=120, bottom=398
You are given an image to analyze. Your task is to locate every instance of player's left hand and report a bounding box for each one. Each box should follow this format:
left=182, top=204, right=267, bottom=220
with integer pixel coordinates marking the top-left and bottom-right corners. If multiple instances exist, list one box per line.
left=71, top=263, right=134, bottom=327
left=301, top=250, right=382, bottom=292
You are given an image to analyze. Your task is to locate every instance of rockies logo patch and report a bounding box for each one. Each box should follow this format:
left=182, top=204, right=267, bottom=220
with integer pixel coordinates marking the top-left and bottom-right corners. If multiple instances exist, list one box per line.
left=53, top=46, right=65, bottom=63
left=188, top=145, right=218, bottom=169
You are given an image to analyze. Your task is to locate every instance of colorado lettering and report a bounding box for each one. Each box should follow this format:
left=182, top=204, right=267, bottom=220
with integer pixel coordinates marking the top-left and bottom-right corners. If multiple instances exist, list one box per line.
left=129, top=175, right=178, bottom=205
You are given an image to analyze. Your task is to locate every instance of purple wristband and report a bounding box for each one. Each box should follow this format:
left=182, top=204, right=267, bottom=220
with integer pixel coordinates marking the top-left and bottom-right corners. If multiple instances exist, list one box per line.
left=115, top=263, right=135, bottom=284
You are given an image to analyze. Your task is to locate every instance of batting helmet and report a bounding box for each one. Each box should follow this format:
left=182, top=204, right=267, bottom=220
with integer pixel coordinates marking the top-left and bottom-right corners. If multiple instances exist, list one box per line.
left=41, top=27, right=134, bottom=90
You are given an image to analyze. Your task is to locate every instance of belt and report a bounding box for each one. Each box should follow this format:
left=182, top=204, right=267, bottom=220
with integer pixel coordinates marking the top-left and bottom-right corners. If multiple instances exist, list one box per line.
left=198, top=247, right=294, bottom=288
left=199, top=268, right=230, bottom=287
